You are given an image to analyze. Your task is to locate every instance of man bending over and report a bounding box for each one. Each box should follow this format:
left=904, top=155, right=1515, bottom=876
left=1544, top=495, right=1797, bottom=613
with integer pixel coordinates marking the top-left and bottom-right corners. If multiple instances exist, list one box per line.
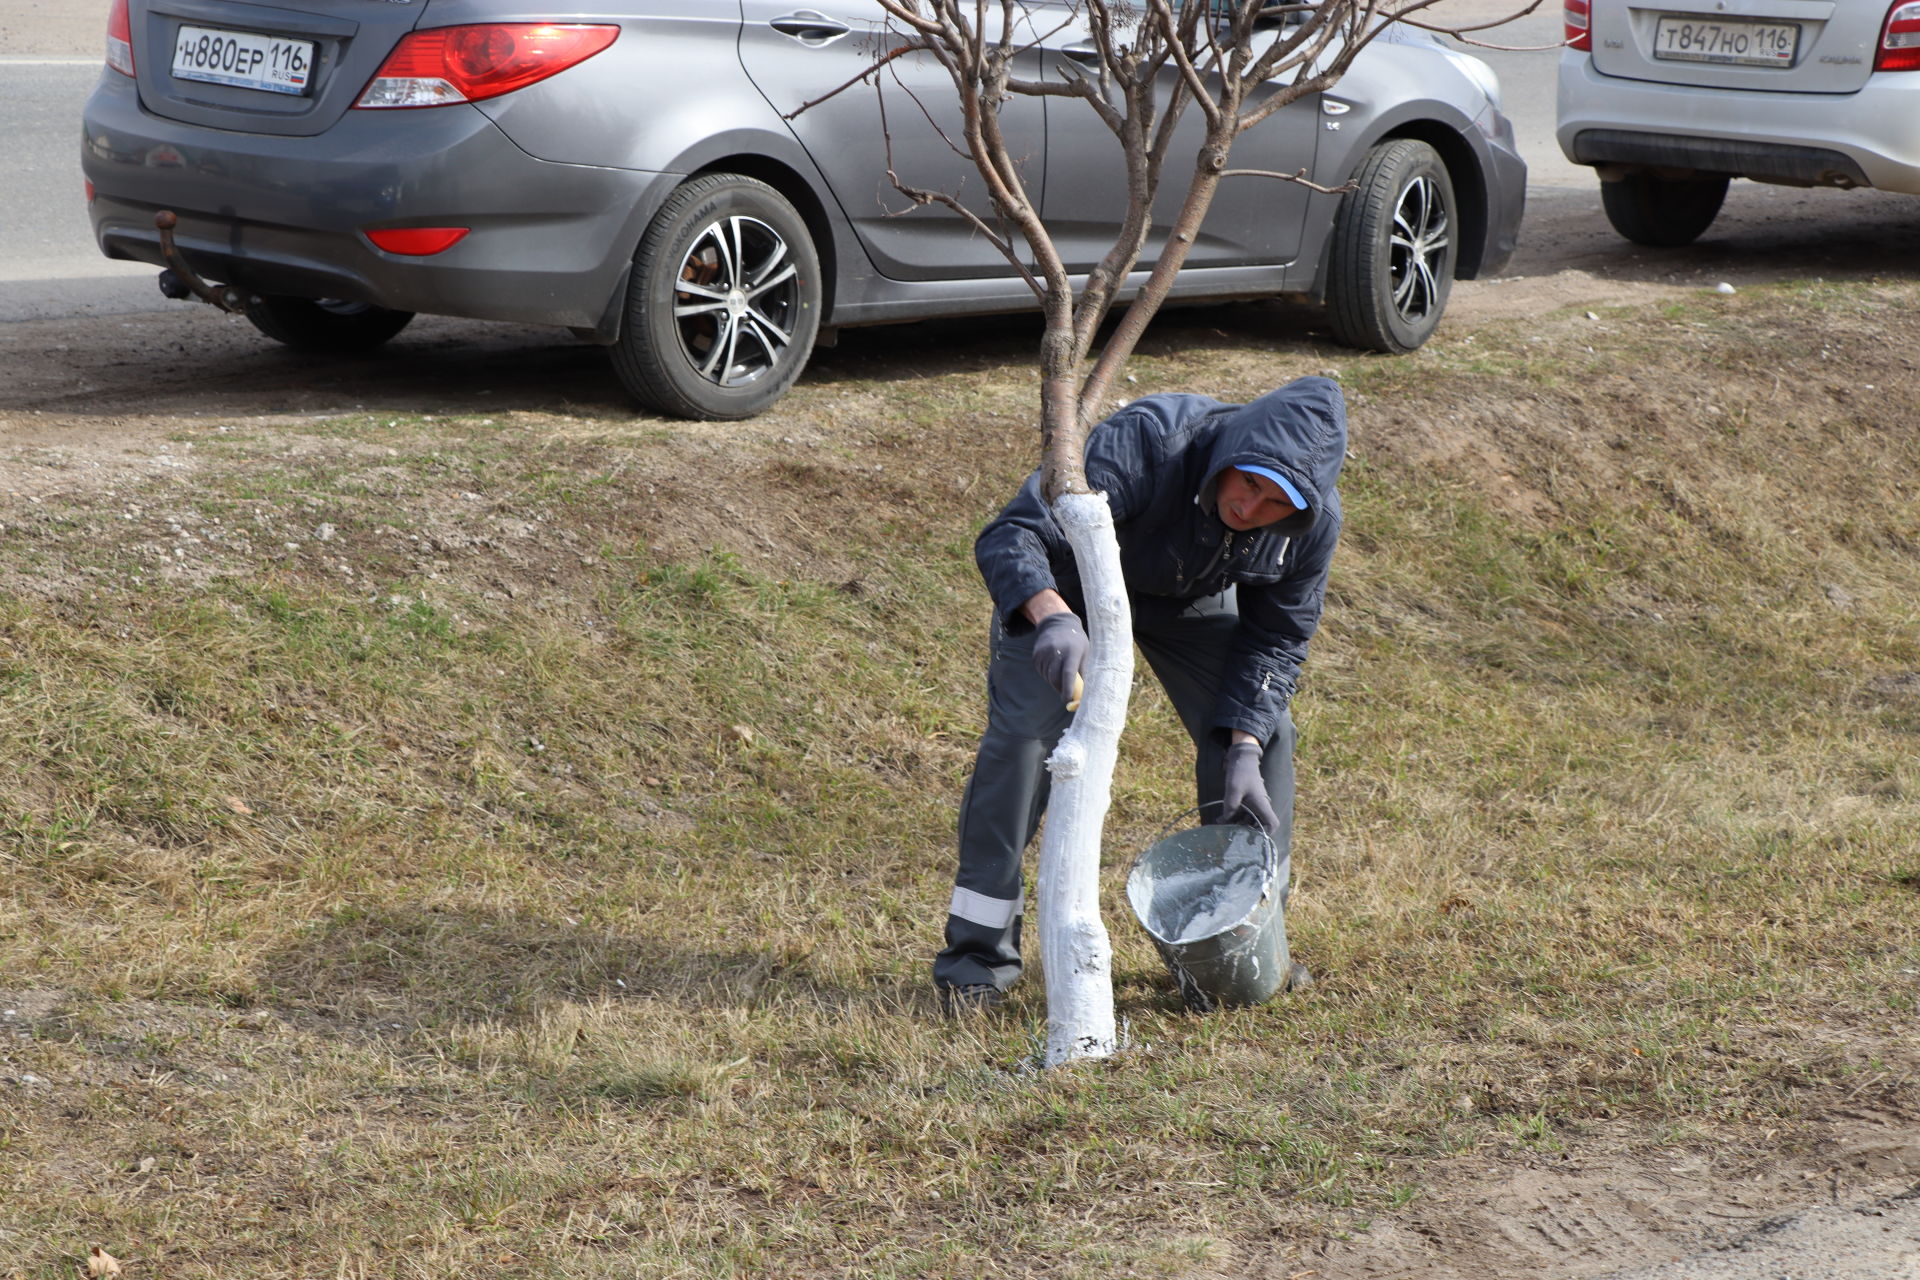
left=935, top=376, right=1347, bottom=1013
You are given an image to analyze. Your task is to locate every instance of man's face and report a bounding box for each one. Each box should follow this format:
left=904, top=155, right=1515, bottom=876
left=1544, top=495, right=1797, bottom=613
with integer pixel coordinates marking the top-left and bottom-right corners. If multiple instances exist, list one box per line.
left=1217, top=468, right=1299, bottom=531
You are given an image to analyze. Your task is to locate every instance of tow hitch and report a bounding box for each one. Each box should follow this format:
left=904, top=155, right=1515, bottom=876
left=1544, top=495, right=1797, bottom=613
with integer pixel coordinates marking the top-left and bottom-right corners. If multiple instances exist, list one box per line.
left=153, top=211, right=251, bottom=314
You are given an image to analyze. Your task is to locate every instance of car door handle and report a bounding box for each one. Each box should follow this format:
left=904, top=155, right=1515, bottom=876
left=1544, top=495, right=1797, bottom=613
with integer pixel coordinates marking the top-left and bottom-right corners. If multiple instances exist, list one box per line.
left=770, top=11, right=852, bottom=44
left=1062, top=42, right=1100, bottom=63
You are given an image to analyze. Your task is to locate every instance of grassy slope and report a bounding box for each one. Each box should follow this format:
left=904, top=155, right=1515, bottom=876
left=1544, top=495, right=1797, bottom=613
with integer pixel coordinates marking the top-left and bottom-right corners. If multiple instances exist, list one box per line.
left=2, top=283, right=1917, bottom=1278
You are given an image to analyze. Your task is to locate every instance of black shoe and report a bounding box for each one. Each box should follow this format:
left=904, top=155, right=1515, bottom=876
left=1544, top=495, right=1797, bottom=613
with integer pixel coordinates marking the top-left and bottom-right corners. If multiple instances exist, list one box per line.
left=938, top=982, right=1008, bottom=1016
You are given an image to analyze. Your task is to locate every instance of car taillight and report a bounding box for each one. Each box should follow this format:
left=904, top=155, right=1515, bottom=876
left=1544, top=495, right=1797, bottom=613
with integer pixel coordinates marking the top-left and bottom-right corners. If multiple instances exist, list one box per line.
left=1564, top=0, right=1592, bottom=52
left=1879, top=0, right=1920, bottom=70
left=364, top=227, right=470, bottom=255
left=355, top=23, right=618, bottom=108
left=106, top=0, right=135, bottom=76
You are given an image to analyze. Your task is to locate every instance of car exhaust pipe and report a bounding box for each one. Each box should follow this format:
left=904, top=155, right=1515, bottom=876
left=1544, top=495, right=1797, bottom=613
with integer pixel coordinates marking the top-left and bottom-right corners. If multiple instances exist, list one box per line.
left=153, top=211, right=251, bottom=314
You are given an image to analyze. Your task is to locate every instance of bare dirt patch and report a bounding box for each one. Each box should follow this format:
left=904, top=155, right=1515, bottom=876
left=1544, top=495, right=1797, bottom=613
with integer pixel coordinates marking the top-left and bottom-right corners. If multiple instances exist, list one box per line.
left=1296, top=1109, right=1920, bottom=1279
left=10, top=168, right=1920, bottom=499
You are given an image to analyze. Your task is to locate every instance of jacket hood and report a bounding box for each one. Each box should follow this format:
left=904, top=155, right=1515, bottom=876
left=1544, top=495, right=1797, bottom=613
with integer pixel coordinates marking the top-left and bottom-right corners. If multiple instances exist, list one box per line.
left=1197, top=376, right=1348, bottom=534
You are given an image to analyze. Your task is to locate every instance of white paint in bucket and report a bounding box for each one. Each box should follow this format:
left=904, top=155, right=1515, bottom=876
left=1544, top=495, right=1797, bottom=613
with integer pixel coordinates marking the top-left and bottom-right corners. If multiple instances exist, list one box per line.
left=1128, top=827, right=1270, bottom=945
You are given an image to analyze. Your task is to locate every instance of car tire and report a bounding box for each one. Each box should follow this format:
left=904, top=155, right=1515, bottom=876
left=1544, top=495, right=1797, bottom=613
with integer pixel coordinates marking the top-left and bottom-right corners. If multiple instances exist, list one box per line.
left=1326, top=139, right=1456, bottom=354
left=245, top=296, right=415, bottom=352
left=612, top=174, right=822, bottom=421
left=1598, top=172, right=1729, bottom=247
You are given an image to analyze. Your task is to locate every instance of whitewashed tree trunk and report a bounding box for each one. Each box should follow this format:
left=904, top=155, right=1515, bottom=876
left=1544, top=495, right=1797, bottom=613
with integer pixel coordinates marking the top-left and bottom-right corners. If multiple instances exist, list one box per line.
left=1036, top=491, right=1133, bottom=1066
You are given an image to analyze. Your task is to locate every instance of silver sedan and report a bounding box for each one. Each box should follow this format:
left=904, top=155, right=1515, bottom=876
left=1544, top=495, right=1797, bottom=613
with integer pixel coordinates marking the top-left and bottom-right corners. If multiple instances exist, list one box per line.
left=85, top=0, right=1525, bottom=419
left=1558, top=0, right=1920, bottom=245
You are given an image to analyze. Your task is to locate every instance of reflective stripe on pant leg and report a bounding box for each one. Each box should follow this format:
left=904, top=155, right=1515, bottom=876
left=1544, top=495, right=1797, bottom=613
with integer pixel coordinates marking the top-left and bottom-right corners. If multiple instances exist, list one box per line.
left=949, top=884, right=1021, bottom=930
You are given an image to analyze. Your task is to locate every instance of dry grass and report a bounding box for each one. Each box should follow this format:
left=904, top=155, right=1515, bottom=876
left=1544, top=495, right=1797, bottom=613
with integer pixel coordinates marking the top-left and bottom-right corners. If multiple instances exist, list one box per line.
left=2, top=281, right=1918, bottom=1278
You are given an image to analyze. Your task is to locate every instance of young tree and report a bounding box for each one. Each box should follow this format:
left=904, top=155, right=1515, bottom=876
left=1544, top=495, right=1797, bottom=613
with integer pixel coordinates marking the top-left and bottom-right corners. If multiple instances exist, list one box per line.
left=827, top=0, right=1519, bottom=1064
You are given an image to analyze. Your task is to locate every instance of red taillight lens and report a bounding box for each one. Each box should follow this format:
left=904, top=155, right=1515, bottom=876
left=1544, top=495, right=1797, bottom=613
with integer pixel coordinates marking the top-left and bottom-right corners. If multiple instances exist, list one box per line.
left=356, top=23, right=618, bottom=108
left=1564, top=0, right=1592, bottom=52
left=1879, top=0, right=1920, bottom=70
left=106, top=0, right=135, bottom=76
left=364, top=226, right=471, bottom=255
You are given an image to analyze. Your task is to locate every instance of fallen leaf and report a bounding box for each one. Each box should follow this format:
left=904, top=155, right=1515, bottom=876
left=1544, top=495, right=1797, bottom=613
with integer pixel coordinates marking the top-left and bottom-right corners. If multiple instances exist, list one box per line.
left=222, top=796, right=254, bottom=816
left=87, top=1247, right=123, bottom=1277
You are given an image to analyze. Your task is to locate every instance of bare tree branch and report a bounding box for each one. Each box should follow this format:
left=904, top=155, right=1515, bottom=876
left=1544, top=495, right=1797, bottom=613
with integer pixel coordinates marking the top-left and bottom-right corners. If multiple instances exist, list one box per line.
left=1146, top=0, right=1225, bottom=132
left=853, top=0, right=1541, bottom=448
left=1396, top=0, right=1552, bottom=37
left=783, top=42, right=920, bottom=121
left=860, top=46, right=1042, bottom=298
left=887, top=170, right=1044, bottom=296
left=1235, top=67, right=1338, bottom=134
left=885, top=52, right=975, bottom=165
left=1219, top=167, right=1355, bottom=195
left=1411, top=26, right=1572, bottom=52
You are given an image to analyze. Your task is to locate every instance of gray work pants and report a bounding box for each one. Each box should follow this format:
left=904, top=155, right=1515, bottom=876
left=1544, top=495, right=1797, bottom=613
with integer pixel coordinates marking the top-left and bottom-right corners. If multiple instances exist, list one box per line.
left=933, top=589, right=1295, bottom=993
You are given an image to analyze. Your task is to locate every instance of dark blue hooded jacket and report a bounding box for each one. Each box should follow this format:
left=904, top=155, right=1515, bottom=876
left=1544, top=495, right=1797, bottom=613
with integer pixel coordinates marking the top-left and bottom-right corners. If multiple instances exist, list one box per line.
left=975, top=375, right=1346, bottom=746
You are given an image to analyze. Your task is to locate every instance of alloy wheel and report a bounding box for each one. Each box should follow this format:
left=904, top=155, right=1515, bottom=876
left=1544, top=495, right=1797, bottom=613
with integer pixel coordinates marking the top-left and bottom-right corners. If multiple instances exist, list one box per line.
left=671, top=214, right=802, bottom=388
left=1389, top=175, right=1451, bottom=326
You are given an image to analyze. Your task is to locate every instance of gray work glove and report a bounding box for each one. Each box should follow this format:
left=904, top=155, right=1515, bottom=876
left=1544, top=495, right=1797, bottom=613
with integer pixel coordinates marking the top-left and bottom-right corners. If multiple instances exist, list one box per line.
left=1030, top=611, right=1089, bottom=705
left=1217, top=740, right=1280, bottom=833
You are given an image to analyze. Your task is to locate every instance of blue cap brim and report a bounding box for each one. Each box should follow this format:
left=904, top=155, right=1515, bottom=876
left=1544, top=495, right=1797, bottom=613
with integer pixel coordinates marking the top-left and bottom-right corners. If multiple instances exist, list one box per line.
left=1235, top=464, right=1308, bottom=511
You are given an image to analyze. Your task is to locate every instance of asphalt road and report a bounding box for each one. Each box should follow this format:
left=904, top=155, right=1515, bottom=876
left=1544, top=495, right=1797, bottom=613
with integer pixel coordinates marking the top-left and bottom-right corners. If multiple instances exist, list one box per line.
left=0, top=56, right=158, bottom=321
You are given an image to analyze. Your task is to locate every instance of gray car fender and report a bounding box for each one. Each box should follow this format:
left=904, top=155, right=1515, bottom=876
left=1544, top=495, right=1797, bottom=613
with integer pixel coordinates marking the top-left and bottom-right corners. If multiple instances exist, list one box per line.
left=1295, top=94, right=1502, bottom=299
left=481, top=105, right=867, bottom=339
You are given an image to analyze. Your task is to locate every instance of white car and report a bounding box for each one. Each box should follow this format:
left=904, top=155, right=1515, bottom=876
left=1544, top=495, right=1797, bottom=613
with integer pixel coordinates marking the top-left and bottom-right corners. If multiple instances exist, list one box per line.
left=1557, top=0, right=1920, bottom=244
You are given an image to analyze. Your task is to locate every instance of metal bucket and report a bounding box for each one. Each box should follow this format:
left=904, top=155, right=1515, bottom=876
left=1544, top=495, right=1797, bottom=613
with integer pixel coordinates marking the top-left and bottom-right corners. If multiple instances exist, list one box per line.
left=1126, top=823, right=1288, bottom=1012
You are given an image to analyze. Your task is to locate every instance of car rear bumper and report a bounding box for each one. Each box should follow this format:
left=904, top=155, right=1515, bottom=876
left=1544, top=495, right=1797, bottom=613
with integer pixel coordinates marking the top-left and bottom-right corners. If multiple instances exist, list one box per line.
left=1556, top=52, right=1920, bottom=193
left=1566, top=128, right=1870, bottom=188
left=81, top=72, right=673, bottom=330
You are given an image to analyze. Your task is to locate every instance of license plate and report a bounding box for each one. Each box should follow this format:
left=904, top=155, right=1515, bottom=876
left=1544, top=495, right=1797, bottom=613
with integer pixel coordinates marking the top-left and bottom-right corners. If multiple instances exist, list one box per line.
left=171, top=24, right=314, bottom=95
left=1652, top=15, right=1799, bottom=67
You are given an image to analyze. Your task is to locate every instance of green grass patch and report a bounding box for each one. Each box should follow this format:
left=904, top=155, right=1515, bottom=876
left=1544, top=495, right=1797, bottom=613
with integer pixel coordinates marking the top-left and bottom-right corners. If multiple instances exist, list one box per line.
left=2, top=283, right=1917, bottom=1278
